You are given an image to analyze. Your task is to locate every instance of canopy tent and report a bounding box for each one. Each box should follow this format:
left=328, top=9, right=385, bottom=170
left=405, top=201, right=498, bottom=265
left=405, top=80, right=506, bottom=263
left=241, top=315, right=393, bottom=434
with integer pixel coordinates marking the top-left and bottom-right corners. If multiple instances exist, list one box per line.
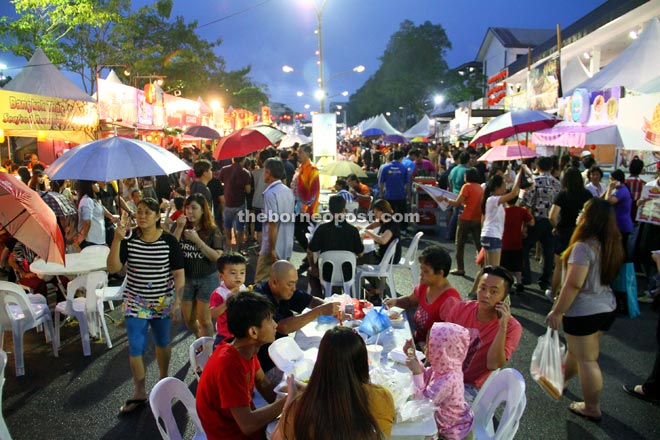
left=104, top=70, right=124, bottom=85
left=561, top=56, right=592, bottom=95
left=637, top=75, right=660, bottom=94
left=359, top=113, right=401, bottom=136
left=565, top=17, right=660, bottom=95
left=0, top=48, right=97, bottom=145
left=3, top=48, right=95, bottom=102
left=403, top=114, right=435, bottom=139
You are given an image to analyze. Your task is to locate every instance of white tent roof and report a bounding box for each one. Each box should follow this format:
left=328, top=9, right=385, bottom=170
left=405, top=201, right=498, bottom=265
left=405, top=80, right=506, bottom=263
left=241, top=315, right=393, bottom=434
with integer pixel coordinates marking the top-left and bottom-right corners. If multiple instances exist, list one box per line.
left=361, top=113, right=401, bottom=135
left=3, top=48, right=95, bottom=102
left=403, top=114, right=434, bottom=138
left=105, top=70, right=123, bottom=84
left=565, top=17, right=660, bottom=95
left=561, top=56, right=591, bottom=94
left=636, top=75, right=660, bottom=94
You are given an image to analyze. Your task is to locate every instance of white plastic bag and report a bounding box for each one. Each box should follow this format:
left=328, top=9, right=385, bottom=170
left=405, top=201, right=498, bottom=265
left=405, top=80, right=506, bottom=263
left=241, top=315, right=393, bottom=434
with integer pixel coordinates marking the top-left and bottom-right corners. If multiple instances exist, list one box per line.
left=530, top=327, right=565, bottom=400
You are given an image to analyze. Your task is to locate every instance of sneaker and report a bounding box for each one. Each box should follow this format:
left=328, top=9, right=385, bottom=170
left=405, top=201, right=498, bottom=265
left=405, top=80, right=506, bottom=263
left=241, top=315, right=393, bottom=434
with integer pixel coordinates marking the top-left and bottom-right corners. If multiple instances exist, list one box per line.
left=638, top=294, right=655, bottom=304
left=545, top=289, right=555, bottom=303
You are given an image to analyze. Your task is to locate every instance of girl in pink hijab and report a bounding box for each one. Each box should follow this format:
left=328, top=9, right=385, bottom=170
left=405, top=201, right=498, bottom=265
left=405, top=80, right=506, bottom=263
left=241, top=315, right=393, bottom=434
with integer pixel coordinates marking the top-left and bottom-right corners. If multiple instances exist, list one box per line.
left=404, top=322, right=474, bottom=440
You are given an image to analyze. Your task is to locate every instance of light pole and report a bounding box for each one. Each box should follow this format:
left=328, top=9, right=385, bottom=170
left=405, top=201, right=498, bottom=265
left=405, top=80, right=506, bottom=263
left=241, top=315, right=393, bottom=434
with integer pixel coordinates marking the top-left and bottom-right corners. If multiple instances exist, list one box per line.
left=312, top=0, right=328, bottom=113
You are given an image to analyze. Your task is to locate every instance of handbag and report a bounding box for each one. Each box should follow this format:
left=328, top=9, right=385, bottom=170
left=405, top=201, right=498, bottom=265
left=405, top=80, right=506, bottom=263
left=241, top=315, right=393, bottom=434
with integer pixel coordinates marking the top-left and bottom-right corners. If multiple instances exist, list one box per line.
left=611, top=262, right=640, bottom=319
left=530, top=327, right=565, bottom=400
left=359, top=306, right=392, bottom=337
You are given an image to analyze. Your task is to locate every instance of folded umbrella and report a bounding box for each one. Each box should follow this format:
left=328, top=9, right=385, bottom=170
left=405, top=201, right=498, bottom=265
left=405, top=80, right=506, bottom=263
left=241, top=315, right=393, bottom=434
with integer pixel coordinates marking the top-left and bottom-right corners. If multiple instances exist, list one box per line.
left=0, top=173, right=65, bottom=264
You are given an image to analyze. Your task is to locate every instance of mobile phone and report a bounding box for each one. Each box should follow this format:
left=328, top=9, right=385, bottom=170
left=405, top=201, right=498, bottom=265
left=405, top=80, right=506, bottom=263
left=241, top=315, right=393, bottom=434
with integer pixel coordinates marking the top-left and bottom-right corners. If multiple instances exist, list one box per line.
left=344, top=304, right=355, bottom=320
left=497, top=295, right=511, bottom=319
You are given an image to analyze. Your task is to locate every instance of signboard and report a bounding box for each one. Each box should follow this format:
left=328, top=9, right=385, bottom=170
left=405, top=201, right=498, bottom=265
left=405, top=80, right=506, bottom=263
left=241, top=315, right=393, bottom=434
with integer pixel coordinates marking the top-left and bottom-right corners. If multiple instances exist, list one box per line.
left=163, top=93, right=200, bottom=128
left=619, top=92, right=660, bottom=152
left=557, top=87, right=622, bottom=126
left=312, top=113, right=337, bottom=160
left=0, top=89, right=97, bottom=132
left=528, top=55, right=561, bottom=111
left=636, top=180, right=660, bottom=225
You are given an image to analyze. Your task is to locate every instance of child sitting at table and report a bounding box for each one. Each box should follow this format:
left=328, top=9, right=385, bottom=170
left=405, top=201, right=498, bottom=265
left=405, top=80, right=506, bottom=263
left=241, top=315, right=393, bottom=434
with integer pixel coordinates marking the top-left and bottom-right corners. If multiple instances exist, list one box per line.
left=209, top=252, right=247, bottom=349
left=404, top=322, right=474, bottom=440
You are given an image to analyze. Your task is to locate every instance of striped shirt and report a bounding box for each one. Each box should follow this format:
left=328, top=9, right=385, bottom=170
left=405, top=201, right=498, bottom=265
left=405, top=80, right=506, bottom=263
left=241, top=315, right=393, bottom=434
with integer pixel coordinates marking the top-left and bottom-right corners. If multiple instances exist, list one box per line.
left=120, top=232, right=184, bottom=319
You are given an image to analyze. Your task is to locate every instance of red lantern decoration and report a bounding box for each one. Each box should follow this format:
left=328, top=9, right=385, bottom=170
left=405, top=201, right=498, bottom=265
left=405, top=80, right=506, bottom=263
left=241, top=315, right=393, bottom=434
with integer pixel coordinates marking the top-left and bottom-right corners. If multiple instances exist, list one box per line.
left=590, top=144, right=596, bottom=150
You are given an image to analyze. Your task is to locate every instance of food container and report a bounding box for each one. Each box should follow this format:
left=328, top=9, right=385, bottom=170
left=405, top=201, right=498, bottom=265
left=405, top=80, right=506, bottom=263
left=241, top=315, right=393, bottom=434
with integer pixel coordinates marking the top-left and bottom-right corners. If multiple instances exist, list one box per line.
left=388, top=348, right=425, bottom=364
left=268, top=337, right=315, bottom=382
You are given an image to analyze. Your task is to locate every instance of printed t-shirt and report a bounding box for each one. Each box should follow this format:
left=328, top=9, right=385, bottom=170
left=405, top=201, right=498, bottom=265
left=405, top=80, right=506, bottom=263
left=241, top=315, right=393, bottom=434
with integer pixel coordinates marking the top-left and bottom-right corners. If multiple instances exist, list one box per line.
left=210, top=282, right=246, bottom=339
left=196, top=341, right=262, bottom=440
left=378, top=161, right=410, bottom=200
left=458, top=183, right=484, bottom=221
left=446, top=301, right=522, bottom=388
left=502, top=206, right=533, bottom=250
left=180, top=226, right=223, bottom=278
left=119, top=232, right=184, bottom=319
left=553, top=189, right=592, bottom=231
left=412, top=284, right=461, bottom=343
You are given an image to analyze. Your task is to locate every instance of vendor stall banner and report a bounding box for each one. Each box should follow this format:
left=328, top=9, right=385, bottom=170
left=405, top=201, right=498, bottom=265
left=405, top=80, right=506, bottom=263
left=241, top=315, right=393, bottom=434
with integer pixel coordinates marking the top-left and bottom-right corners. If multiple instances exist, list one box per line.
left=98, top=78, right=137, bottom=124
left=164, top=93, right=200, bottom=128
left=0, top=89, right=98, bottom=132
left=528, top=55, right=562, bottom=111
left=636, top=180, right=660, bottom=225
left=312, top=113, right=337, bottom=160
left=619, top=92, right=660, bottom=152
left=557, top=87, right=622, bottom=126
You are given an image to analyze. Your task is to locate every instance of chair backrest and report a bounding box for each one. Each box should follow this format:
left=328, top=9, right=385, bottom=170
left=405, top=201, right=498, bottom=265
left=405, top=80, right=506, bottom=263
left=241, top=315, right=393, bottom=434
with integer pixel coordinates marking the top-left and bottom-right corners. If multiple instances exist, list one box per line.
left=66, top=271, right=108, bottom=313
left=80, top=245, right=110, bottom=257
left=402, top=231, right=424, bottom=264
left=189, top=337, right=214, bottom=380
left=318, top=251, right=357, bottom=284
left=375, top=239, right=399, bottom=274
left=472, top=368, right=527, bottom=440
left=149, top=377, right=206, bottom=440
left=0, top=281, right=38, bottom=330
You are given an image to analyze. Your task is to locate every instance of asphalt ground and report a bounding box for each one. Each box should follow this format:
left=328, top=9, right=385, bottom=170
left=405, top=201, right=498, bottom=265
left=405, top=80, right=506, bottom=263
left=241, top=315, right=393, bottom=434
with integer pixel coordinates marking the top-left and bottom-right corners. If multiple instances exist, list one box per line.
left=2, top=224, right=659, bottom=440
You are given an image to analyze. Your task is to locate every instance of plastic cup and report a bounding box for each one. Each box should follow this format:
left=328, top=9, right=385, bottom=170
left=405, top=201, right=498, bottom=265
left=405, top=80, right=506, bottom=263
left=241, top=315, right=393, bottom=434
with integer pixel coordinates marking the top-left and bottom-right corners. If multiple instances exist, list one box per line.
left=366, top=345, right=383, bottom=368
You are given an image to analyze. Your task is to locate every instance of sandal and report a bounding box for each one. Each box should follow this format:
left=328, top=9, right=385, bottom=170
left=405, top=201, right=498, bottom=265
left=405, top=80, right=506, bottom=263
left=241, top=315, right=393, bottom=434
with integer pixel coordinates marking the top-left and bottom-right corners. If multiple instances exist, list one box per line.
left=119, top=398, right=147, bottom=414
left=449, top=269, right=465, bottom=276
left=623, top=384, right=659, bottom=403
left=568, top=402, right=601, bottom=422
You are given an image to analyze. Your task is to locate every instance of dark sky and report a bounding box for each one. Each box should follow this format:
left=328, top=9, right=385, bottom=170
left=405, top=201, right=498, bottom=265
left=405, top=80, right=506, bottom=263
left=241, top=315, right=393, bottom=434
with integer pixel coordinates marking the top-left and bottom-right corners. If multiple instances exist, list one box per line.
left=1, top=0, right=607, bottom=110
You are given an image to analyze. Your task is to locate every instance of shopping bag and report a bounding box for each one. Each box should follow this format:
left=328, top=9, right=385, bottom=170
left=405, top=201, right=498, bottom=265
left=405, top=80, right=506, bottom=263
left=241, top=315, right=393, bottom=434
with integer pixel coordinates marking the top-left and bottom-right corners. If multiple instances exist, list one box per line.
left=611, top=262, right=640, bottom=319
left=530, top=327, right=565, bottom=400
left=359, top=305, right=392, bottom=337
left=475, top=247, right=485, bottom=266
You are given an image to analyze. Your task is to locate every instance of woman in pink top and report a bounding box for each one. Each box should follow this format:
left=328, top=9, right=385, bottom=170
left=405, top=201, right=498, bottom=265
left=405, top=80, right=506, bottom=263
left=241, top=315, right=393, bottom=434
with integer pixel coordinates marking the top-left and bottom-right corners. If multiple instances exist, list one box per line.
left=404, top=322, right=474, bottom=440
left=385, top=245, right=460, bottom=348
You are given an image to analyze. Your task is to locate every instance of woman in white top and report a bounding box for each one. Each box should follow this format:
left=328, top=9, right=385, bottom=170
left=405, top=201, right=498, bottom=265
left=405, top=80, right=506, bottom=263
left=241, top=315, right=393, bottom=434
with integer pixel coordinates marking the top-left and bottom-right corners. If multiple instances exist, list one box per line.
left=480, top=168, right=523, bottom=266
left=584, top=166, right=604, bottom=198
left=73, top=180, right=117, bottom=248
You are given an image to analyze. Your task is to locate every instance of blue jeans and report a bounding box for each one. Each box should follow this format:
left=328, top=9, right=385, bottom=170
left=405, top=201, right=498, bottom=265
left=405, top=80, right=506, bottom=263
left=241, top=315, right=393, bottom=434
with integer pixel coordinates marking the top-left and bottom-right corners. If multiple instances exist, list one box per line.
left=447, top=206, right=462, bottom=241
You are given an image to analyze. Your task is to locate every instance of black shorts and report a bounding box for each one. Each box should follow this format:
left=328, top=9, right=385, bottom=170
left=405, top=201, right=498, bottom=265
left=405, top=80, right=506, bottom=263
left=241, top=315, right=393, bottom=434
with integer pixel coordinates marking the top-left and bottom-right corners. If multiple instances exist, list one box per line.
left=500, top=249, right=523, bottom=272
left=563, top=311, right=616, bottom=336
left=554, top=228, right=573, bottom=256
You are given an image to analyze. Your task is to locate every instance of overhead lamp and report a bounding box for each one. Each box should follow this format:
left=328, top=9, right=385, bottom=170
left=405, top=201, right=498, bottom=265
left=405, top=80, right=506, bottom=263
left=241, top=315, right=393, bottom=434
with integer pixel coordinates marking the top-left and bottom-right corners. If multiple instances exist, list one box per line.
left=629, top=30, right=639, bottom=39
left=341, top=91, right=349, bottom=96
left=583, top=51, right=591, bottom=60
left=314, top=89, right=326, bottom=100
left=385, top=112, right=391, bottom=116
left=434, top=95, right=444, bottom=105
left=336, top=105, right=343, bottom=110
left=296, top=91, right=304, bottom=97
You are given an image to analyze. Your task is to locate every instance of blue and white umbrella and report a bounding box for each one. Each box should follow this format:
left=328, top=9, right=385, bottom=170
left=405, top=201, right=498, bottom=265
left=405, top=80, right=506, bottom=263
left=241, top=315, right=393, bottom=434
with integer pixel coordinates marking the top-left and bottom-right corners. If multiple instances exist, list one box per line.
left=47, top=136, right=190, bottom=181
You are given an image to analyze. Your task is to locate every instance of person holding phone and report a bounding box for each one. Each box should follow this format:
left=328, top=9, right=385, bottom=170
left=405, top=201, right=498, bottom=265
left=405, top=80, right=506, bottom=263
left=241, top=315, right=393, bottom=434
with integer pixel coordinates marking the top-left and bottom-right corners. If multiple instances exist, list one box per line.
left=445, top=266, right=522, bottom=402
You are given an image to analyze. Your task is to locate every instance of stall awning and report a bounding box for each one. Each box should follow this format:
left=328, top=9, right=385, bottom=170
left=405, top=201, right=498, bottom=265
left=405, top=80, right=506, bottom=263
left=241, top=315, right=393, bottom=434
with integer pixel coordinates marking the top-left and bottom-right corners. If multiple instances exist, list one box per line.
left=532, top=123, right=621, bottom=148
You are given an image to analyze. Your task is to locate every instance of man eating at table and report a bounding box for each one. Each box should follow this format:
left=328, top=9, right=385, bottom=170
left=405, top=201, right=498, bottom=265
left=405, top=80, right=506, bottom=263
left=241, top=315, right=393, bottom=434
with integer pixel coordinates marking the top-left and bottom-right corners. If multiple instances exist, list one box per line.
left=253, top=260, right=339, bottom=382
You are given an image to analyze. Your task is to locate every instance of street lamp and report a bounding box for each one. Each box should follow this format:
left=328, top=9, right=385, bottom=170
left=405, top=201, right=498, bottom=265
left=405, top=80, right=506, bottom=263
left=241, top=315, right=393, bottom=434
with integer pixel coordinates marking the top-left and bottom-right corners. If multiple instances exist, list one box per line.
left=434, top=95, right=444, bottom=105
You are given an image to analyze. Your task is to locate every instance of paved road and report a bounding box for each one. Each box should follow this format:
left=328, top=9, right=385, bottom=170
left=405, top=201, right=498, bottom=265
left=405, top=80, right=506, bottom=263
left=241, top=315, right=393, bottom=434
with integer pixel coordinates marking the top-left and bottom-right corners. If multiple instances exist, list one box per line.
left=2, top=227, right=659, bottom=439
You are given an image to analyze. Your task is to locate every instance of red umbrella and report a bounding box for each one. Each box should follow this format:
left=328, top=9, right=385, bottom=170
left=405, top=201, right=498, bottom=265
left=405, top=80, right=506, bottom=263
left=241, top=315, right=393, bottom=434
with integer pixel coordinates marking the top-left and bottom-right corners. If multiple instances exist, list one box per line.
left=0, top=173, right=65, bottom=264
left=471, top=110, right=561, bottom=145
left=477, top=145, right=537, bottom=162
left=214, top=126, right=284, bottom=160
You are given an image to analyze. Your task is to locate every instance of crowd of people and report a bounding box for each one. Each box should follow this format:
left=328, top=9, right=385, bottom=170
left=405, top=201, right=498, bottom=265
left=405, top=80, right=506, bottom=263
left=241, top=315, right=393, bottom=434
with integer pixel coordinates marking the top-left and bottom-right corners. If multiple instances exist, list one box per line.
left=1, top=138, right=660, bottom=439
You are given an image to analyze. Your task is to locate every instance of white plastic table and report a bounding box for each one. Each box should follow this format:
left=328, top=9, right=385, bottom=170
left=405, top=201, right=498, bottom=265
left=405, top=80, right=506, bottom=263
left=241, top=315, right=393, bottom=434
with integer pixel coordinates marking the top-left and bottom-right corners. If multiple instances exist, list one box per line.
left=30, top=252, right=107, bottom=277
left=266, top=318, right=437, bottom=439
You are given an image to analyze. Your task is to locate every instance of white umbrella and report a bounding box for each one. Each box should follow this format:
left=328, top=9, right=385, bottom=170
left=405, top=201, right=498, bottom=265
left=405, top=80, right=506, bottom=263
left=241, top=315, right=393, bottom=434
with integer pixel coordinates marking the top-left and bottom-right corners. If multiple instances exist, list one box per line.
left=279, top=133, right=312, bottom=150
left=47, top=136, right=190, bottom=181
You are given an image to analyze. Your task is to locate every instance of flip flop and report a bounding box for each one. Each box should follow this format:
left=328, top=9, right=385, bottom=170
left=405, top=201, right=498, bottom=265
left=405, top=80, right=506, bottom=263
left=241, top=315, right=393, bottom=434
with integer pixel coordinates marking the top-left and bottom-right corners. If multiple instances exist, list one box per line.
left=119, top=398, right=147, bottom=414
left=568, top=402, right=601, bottom=422
left=623, top=384, right=660, bottom=403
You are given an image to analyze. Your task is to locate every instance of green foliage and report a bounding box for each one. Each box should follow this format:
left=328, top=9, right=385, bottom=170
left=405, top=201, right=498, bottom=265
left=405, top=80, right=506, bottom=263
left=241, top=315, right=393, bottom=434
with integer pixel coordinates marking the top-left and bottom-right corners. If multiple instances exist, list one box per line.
left=442, top=69, right=486, bottom=105
left=347, top=20, right=451, bottom=127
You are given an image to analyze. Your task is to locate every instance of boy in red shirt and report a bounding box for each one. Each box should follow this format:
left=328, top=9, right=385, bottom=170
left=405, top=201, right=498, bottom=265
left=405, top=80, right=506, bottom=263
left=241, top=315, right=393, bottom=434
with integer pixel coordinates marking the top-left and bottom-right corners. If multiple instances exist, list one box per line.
left=501, top=197, right=534, bottom=292
left=209, top=253, right=248, bottom=349
left=197, top=291, right=290, bottom=440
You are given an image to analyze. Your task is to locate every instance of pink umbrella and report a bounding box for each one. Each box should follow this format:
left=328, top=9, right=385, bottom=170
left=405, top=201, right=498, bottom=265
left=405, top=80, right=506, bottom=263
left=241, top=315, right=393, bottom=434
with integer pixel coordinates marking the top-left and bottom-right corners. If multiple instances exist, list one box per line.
left=471, top=110, right=561, bottom=145
left=477, top=145, right=537, bottom=162
left=0, top=173, right=66, bottom=264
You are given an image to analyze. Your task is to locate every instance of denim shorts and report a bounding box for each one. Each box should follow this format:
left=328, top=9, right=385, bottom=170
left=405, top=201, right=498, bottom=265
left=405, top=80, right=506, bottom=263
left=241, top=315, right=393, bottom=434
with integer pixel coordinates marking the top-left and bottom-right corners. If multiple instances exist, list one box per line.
left=182, top=273, right=219, bottom=303
left=481, top=236, right=503, bottom=251
left=125, top=316, right=171, bottom=357
left=224, top=206, right=246, bottom=231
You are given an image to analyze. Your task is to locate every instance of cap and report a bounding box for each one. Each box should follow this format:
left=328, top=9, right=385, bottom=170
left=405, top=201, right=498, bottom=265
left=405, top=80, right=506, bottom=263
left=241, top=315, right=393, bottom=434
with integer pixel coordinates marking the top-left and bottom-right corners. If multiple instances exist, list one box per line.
left=580, top=150, right=592, bottom=158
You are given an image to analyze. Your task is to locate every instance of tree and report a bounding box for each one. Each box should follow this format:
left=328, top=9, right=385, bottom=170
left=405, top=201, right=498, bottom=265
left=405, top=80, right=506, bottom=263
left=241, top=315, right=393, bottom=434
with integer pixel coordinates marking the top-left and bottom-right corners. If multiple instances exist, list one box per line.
left=347, top=20, right=451, bottom=127
left=442, top=69, right=486, bottom=106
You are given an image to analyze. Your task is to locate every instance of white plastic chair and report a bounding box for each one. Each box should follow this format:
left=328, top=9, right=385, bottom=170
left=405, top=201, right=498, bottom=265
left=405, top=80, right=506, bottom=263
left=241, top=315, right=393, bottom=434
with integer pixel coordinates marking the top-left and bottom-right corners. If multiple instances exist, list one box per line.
left=354, top=239, right=399, bottom=298
left=80, top=245, right=110, bottom=257
left=0, top=281, right=58, bottom=377
left=471, top=368, right=527, bottom=440
left=98, top=276, right=125, bottom=312
left=150, top=377, right=207, bottom=440
left=392, top=231, right=423, bottom=284
left=54, top=271, right=113, bottom=356
left=189, top=336, right=214, bottom=380
left=0, top=350, right=12, bottom=440
left=317, top=251, right=357, bottom=298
